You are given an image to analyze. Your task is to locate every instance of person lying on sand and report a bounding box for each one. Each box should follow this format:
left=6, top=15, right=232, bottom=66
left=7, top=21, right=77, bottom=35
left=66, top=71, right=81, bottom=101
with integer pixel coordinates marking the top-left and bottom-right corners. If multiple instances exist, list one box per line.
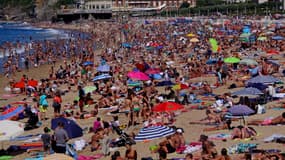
left=247, top=112, right=285, bottom=126
left=190, top=109, right=222, bottom=125
left=231, top=125, right=257, bottom=140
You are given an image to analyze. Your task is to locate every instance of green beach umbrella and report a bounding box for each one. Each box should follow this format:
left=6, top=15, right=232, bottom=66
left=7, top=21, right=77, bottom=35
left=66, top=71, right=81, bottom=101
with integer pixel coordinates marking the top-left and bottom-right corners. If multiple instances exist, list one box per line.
left=83, top=86, right=97, bottom=94
left=257, top=36, right=267, bottom=41
left=224, top=57, right=240, bottom=64
left=239, top=59, right=258, bottom=66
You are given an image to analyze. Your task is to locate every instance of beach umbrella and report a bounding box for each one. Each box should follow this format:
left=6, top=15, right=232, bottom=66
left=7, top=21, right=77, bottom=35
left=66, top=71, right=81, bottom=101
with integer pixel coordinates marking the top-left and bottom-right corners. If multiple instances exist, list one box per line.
left=134, top=126, right=175, bottom=142
left=172, top=83, right=189, bottom=90
left=257, top=36, right=267, bottom=41
left=127, top=81, right=143, bottom=87
left=272, top=36, right=284, bottom=40
left=127, top=71, right=149, bottom=81
left=145, top=68, right=161, bottom=75
left=0, top=120, right=24, bottom=141
left=44, top=153, right=73, bottom=160
left=267, top=49, right=279, bottom=55
left=28, top=80, right=38, bottom=87
left=232, top=87, right=263, bottom=96
left=152, top=102, right=184, bottom=112
left=156, top=81, right=174, bottom=87
left=92, top=74, right=112, bottom=82
left=190, top=38, right=199, bottom=43
left=228, top=105, right=255, bottom=116
left=122, top=42, right=132, bottom=48
left=224, top=57, right=240, bottom=64
left=13, top=81, right=25, bottom=89
left=239, top=59, right=258, bottom=66
left=206, top=59, right=218, bottom=65
left=246, top=75, right=280, bottom=84
left=83, top=86, right=97, bottom=94
left=186, top=33, right=196, bottom=37
left=97, top=64, right=110, bottom=72
left=83, top=61, right=93, bottom=66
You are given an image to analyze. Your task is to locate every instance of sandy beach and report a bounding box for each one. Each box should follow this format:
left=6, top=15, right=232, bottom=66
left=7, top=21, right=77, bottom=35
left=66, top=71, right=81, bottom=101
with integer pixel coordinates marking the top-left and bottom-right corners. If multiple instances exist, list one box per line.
left=0, top=18, right=285, bottom=160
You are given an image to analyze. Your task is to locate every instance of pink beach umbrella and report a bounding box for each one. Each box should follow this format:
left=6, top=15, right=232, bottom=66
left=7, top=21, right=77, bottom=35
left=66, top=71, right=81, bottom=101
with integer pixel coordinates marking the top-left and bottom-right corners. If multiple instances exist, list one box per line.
left=145, top=68, right=161, bottom=75
left=127, top=71, right=150, bottom=81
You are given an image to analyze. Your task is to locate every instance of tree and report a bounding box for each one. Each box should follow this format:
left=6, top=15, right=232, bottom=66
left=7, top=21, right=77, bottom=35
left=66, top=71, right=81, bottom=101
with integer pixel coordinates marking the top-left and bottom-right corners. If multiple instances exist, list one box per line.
left=180, top=1, right=190, bottom=9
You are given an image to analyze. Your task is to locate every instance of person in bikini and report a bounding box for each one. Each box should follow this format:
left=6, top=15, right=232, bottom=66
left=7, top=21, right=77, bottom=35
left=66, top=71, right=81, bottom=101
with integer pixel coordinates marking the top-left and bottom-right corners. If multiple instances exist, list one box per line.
left=247, top=112, right=285, bottom=126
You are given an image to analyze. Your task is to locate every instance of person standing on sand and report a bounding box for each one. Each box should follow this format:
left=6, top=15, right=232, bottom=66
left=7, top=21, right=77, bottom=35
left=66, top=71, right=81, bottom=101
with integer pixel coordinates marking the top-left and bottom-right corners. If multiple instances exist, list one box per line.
left=54, top=122, right=69, bottom=153
left=52, top=92, right=62, bottom=117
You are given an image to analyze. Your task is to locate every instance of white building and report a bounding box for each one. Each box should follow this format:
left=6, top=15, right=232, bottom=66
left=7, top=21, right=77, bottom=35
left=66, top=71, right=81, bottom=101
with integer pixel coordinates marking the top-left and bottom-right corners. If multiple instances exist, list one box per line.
left=76, top=0, right=112, bottom=10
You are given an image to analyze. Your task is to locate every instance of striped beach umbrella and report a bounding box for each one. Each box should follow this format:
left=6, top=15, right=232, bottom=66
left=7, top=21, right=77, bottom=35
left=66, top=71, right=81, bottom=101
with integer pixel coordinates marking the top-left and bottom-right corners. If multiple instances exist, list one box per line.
left=135, top=126, right=175, bottom=142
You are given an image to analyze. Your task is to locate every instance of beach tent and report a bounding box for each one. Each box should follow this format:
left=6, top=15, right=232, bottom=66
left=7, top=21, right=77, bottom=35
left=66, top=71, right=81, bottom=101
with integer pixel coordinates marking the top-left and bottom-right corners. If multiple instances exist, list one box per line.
left=51, top=117, right=83, bottom=139
left=152, top=102, right=184, bottom=112
left=0, top=120, right=24, bottom=141
left=135, top=126, right=175, bottom=142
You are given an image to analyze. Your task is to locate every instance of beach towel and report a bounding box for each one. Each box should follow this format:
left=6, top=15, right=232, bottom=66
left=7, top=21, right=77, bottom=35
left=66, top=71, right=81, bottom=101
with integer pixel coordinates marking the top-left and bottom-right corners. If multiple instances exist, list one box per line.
left=0, top=106, right=24, bottom=120
left=77, top=154, right=104, bottom=160
left=10, top=134, right=41, bottom=141
left=1, top=94, right=18, bottom=99
left=0, top=156, right=13, bottom=160
left=264, top=134, right=285, bottom=143
left=228, top=143, right=257, bottom=154
left=209, top=133, right=231, bottom=141
left=176, top=142, right=202, bottom=154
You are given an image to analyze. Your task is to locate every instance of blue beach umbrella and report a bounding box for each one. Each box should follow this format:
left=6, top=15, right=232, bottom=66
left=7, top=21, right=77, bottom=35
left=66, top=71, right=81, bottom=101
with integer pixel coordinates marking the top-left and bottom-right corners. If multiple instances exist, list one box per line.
left=92, top=74, right=112, bottom=81
left=232, top=87, right=263, bottom=96
left=83, top=61, right=93, bottom=66
left=97, top=64, right=110, bottom=72
left=272, top=36, right=284, bottom=40
left=135, top=126, right=175, bottom=142
left=246, top=75, right=280, bottom=84
left=228, top=105, right=255, bottom=116
left=122, top=42, right=132, bottom=48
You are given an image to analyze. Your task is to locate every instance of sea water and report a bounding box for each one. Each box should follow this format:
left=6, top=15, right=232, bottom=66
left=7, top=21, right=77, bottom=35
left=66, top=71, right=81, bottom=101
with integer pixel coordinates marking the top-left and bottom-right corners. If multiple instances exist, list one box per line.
left=0, top=22, right=71, bottom=73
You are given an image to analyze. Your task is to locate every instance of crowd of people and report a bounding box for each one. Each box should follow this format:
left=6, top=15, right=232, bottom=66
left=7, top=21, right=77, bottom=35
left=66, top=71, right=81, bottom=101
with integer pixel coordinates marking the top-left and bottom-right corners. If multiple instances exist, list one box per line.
left=1, top=15, right=285, bottom=159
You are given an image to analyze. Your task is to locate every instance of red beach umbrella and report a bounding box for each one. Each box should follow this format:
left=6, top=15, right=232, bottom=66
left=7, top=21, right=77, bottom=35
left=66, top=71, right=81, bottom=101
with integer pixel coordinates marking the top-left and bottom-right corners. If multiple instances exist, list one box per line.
left=13, top=81, right=25, bottom=89
left=267, top=49, right=279, bottom=55
left=152, top=102, right=184, bottom=112
left=28, top=80, right=38, bottom=87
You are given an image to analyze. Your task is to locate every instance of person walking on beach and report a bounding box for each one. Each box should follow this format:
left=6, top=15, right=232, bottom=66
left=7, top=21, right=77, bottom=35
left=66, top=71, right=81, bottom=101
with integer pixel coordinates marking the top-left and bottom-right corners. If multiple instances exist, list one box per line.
left=52, top=92, right=62, bottom=117
left=54, top=122, right=69, bottom=153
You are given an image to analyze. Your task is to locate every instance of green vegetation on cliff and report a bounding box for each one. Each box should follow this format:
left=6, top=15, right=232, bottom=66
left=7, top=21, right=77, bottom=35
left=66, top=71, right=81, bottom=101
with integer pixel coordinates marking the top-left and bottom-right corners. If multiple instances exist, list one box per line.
left=0, top=0, right=34, bottom=8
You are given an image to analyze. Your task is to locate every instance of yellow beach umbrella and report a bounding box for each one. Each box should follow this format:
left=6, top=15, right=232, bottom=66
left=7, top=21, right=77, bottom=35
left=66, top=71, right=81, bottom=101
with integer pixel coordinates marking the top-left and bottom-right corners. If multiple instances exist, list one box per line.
left=190, top=38, right=199, bottom=43
left=186, top=33, right=196, bottom=37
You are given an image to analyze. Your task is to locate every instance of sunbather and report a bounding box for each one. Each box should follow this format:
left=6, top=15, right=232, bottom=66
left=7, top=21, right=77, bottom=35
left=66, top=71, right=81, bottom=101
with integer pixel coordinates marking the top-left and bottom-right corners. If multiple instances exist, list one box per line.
left=247, top=112, right=285, bottom=126
left=231, top=125, right=257, bottom=140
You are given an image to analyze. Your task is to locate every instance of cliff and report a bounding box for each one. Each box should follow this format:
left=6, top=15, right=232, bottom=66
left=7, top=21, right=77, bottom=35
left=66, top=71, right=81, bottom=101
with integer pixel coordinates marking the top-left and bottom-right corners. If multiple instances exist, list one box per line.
left=0, top=0, right=73, bottom=21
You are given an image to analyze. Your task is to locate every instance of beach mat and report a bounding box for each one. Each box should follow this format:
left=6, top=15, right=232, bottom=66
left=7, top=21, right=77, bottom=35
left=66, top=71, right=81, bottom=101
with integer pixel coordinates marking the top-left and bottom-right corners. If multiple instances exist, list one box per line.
left=0, top=106, right=24, bottom=120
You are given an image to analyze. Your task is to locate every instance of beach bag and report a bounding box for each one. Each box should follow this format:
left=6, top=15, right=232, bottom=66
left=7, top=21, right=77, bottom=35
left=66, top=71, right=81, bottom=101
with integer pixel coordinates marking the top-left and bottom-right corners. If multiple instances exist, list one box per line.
left=257, top=104, right=265, bottom=114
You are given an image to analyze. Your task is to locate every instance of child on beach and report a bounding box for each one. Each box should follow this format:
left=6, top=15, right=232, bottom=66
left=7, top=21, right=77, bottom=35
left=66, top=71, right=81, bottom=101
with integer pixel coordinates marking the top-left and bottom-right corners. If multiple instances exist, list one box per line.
left=41, top=127, right=51, bottom=155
